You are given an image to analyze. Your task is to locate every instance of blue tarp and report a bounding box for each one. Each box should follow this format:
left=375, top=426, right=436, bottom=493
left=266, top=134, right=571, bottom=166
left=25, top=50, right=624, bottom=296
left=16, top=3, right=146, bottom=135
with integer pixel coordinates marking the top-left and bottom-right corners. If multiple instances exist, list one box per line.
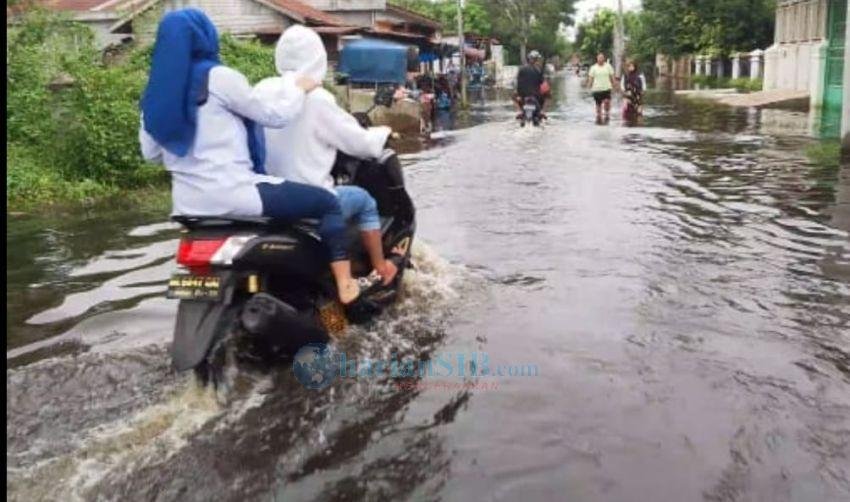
left=338, top=38, right=408, bottom=84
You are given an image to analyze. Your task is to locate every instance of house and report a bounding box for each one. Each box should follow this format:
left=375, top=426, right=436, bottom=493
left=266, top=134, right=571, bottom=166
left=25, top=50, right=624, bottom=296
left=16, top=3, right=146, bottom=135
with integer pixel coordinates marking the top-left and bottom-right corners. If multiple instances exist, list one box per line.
left=302, top=0, right=385, bottom=28
left=22, top=0, right=357, bottom=52
left=763, top=0, right=845, bottom=122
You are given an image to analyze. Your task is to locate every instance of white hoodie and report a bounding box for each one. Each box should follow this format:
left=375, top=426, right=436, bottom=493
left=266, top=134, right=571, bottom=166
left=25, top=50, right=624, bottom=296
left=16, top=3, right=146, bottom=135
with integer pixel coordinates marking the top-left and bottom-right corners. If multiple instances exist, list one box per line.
left=255, top=25, right=391, bottom=192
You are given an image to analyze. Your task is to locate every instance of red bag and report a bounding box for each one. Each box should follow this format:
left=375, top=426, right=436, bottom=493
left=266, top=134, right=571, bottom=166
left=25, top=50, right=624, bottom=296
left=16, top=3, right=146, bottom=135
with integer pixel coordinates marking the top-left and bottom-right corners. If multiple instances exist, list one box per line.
left=540, top=81, right=551, bottom=95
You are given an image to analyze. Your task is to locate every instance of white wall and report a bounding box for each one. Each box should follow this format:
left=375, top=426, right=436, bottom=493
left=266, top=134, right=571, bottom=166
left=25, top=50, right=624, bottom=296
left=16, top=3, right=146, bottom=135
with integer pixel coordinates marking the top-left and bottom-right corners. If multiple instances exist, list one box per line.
left=163, top=0, right=288, bottom=35
left=763, top=0, right=829, bottom=99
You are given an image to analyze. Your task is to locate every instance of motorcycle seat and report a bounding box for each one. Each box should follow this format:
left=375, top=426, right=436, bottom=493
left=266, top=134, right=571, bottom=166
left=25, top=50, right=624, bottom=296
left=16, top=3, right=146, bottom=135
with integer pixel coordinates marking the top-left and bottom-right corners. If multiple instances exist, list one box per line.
left=172, top=215, right=394, bottom=234
left=172, top=214, right=321, bottom=232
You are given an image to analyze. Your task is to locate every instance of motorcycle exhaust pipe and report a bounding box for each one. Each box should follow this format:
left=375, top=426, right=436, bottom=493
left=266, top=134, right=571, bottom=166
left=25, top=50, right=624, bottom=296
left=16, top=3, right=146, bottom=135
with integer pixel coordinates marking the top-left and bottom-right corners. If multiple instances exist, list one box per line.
left=241, top=293, right=329, bottom=355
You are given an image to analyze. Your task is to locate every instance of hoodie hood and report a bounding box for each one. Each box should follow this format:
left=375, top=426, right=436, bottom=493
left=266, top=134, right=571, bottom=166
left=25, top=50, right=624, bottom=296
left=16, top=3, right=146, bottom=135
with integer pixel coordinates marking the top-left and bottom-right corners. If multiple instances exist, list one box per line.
left=275, top=25, right=327, bottom=82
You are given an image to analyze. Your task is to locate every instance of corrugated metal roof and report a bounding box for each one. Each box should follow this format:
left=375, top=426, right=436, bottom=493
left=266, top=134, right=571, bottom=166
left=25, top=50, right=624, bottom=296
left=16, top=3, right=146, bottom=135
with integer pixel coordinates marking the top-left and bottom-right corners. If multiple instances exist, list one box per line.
left=32, top=0, right=352, bottom=29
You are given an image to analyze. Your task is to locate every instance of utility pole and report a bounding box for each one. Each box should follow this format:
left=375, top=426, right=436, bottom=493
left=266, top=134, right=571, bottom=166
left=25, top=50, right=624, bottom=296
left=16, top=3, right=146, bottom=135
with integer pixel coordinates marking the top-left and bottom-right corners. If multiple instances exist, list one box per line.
left=613, top=0, right=625, bottom=78
left=457, top=0, right=467, bottom=108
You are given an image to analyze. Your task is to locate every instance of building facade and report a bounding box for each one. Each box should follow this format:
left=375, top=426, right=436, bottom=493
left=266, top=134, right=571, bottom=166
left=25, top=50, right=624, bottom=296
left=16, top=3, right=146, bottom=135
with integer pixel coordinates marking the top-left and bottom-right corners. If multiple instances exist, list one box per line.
left=764, top=0, right=847, bottom=140
left=763, top=0, right=829, bottom=100
left=304, top=0, right=385, bottom=27
left=21, top=0, right=353, bottom=48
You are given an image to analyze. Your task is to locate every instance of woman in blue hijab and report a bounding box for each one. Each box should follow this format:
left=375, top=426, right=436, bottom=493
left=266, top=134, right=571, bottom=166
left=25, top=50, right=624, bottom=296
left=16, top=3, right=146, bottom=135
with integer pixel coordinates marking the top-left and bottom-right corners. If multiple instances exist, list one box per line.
left=139, top=8, right=364, bottom=304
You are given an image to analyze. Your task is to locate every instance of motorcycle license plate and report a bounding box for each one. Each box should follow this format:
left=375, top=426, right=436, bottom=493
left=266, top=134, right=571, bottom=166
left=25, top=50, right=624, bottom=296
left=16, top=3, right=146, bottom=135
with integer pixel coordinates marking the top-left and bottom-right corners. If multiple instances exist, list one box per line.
left=523, top=105, right=536, bottom=112
left=166, top=273, right=222, bottom=301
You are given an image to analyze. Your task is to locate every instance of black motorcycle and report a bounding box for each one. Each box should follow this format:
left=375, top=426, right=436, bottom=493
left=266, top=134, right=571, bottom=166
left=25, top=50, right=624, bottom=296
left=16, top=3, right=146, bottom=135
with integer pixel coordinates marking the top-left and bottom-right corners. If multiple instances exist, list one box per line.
left=518, top=95, right=542, bottom=127
left=166, top=86, right=415, bottom=386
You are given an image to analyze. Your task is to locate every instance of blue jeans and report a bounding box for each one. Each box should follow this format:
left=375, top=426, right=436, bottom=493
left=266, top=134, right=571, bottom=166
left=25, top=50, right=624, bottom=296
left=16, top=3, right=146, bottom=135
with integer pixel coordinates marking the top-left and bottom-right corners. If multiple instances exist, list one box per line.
left=256, top=181, right=348, bottom=261
left=336, top=186, right=381, bottom=231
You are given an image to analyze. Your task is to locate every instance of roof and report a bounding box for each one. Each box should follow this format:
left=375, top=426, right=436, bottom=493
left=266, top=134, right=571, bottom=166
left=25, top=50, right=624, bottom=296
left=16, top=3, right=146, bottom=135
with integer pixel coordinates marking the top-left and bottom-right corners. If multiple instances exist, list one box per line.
left=29, top=0, right=351, bottom=28
left=385, top=3, right=441, bottom=29
left=38, top=0, right=107, bottom=11
left=313, top=26, right=362, bottom=35
left=28, top=0, right=151, bottom=13
left=367, top=26, right=435, bottom=44
left=266, top=0, right=348, bottom=27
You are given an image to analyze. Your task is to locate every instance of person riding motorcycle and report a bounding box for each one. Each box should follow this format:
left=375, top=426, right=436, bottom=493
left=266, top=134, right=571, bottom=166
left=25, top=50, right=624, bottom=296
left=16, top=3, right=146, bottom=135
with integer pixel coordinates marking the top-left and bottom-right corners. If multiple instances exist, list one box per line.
left=254, top=26, right=399, bottom=287
left=515, top=50, right=547, bottom=120
left=138, top=9, right=364, bottom=305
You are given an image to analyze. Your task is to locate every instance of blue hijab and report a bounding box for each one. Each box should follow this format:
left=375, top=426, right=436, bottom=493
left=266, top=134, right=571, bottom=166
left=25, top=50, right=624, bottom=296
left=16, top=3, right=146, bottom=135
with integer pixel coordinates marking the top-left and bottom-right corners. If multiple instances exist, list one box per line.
left=140, top=9, right=266, bottom=173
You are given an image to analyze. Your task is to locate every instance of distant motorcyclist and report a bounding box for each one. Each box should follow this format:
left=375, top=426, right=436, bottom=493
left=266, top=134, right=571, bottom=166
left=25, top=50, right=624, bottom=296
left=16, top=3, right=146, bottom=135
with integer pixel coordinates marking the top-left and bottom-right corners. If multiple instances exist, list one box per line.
left=515, top=50, right=546, bottom=120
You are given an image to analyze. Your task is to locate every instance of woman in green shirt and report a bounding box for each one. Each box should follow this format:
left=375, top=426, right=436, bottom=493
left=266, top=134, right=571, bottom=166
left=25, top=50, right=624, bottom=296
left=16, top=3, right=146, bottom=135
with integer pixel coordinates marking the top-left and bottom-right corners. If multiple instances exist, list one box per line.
left=586, top=52, right=618, bottom=119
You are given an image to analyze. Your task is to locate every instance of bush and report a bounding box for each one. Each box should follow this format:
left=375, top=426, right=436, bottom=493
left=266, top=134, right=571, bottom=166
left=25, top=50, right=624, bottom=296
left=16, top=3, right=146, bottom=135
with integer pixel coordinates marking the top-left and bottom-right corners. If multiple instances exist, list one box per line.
left=220, top=34, right=276, bottom=84
left=7, top=10, right=282, bottom=208
left=805, top=140, right=841, bottom=170
left=692, top=75, right=763, bottom=93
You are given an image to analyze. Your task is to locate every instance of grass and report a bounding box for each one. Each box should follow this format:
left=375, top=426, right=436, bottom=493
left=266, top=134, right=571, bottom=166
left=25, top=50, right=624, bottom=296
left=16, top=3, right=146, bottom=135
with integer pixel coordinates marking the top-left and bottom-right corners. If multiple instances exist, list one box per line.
left=805, top=140, right=842, bottom=170
left=7, top=144, right=169, bottom=212
left=693, top=75, right=764, bottom=93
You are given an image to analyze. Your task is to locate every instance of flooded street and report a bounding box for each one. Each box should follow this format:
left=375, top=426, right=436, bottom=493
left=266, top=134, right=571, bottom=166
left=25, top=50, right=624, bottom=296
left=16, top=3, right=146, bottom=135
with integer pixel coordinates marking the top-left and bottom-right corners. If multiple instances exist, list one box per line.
left=7, top=74, right=850, bottom=501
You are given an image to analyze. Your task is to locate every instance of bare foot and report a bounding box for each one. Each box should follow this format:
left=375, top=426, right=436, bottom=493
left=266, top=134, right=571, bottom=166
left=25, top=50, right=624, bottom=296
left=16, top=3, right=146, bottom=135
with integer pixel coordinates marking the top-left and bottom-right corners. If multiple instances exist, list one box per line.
left=337, top=278, right=360, bottom=305
left=375, top=259, right=398, bottom=286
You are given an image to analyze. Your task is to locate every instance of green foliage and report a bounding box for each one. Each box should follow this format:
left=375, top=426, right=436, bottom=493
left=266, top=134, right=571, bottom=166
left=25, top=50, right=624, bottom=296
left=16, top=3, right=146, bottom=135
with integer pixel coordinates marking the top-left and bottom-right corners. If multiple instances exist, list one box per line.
left=474, top=0, right=576, bottom=62
left=7, top=11, right=279, bottom=208
left=692, top=75, right=764, bottom=93
left=805, top=140, right=841, bottom=170
left=729, top=77, right=764, bottom=93
left=576, top=0, right=774, bottom=72
left=220, top=34, right=275, bottom=84
left=575, top=9, right=616, bottom=62
left=622, top=11, right=658, bottom=72
left=394, top=0, right=576, bottom=63
left=641, top=0, right=776, bottom=57
left=393, top=0, right=492, bottom=35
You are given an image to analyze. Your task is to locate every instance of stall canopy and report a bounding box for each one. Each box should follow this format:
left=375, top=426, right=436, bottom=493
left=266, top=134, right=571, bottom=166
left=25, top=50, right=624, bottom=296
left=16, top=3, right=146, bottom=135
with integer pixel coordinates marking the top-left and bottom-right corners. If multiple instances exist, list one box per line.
left=338, top=38, right=409, bottom=84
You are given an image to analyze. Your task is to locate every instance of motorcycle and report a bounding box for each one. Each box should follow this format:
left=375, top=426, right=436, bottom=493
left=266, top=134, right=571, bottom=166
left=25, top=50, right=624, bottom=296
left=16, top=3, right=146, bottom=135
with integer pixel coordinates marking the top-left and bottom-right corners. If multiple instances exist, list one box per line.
left=518, top=95, right=542, bottom=127
left=166, top=85, right=416, bottom=386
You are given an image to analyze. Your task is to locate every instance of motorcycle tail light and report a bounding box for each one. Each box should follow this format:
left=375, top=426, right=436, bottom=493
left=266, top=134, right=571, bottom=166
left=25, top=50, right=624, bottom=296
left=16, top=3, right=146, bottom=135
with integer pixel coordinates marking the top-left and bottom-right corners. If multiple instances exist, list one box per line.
left=176, top=235, right=257, bottom=268
left=209, top=235, right=256, bottom=265
left=176, top=237, right=227, bottom=268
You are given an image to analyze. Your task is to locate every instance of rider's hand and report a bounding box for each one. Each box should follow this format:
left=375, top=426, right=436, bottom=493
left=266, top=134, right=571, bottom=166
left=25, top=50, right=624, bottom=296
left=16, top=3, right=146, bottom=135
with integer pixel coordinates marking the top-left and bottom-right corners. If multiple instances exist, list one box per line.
left=295, top=75, right=320, bottom=93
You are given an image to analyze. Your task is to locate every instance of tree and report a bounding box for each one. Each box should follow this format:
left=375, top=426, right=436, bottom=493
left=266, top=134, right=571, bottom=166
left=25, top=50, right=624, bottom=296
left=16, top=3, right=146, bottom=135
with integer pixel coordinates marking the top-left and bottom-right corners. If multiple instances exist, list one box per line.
left=474, top=0, right=577, bottom=63
left=575, top=8, right=616, bottom=62
left=623, top=11, right=658, bottom=71
left=393, top=0, right=492, bottom=35
left=641, top=0, right=775, bottom=57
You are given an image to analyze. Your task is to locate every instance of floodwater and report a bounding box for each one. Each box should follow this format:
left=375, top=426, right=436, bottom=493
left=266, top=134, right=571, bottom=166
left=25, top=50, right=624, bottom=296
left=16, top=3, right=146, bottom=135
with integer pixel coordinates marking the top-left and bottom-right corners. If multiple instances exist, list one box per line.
left=7, top=74, right=850, bottom=501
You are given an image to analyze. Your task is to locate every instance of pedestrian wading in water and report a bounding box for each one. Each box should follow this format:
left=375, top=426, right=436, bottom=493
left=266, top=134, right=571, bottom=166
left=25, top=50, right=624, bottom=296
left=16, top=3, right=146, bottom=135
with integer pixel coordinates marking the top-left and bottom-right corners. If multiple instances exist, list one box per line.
left=586, top=52, right=617, bottom=120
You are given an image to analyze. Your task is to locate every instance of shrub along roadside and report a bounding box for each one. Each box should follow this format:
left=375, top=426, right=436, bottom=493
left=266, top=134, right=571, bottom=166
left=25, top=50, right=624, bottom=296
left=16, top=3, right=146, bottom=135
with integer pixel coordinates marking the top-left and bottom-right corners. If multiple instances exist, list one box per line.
left=6, top=9, right=278, bottom=210
left=692, top=75, right=764, bottom=93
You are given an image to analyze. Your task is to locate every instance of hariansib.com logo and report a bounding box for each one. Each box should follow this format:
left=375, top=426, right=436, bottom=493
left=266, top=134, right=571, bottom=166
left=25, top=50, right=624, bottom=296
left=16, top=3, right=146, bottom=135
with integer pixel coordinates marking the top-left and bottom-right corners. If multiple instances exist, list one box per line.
left=292, top=342, right=539, bottom=389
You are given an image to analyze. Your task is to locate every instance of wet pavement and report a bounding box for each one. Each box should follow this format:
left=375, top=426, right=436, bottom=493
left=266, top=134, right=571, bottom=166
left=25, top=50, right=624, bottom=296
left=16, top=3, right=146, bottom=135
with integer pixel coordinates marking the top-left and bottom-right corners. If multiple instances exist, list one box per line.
left=7, top=73, right=850, bottom=501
